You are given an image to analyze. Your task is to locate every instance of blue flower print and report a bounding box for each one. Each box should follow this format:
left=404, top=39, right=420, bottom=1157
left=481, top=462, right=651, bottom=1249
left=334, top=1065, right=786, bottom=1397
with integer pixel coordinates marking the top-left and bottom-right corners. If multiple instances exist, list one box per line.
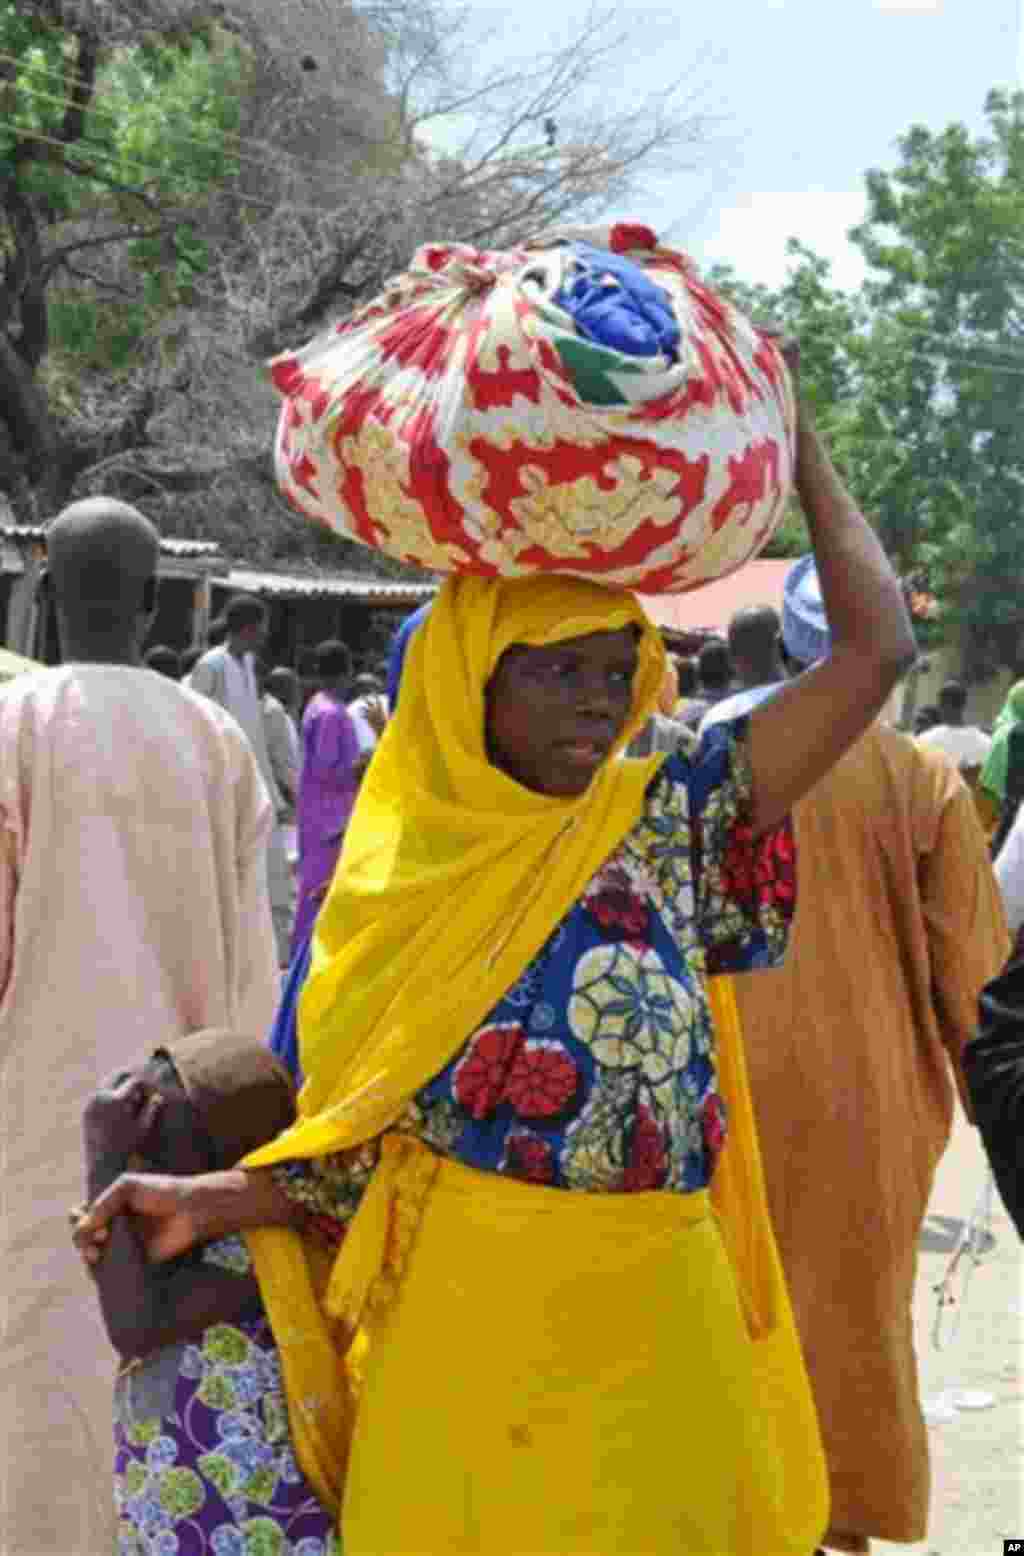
left=219, top=1412, right=259, bottom=1441
left=529, top=1001, right=556, bottom=1034
left=210, top=1528, right=246, bottom=1556
left=179, top=1346, right=204, bottom=1380
left=503, top=960, right=542, bottom=1009
left=221, top=1436, right=273, bottom=1476
left=277, top=1448, right=303, bottom=1485
left=134, top=1493, right=171, bottom=1536
left=225, top=1368, right=264, bottom=1408
left=146, top=1437, right=179, bottom=1472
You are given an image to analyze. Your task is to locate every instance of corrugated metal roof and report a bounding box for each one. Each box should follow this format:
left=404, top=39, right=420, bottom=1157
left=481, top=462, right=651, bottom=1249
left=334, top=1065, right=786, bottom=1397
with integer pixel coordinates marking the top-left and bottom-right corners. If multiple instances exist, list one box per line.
left=0, top=527, right=46, bottom=542
left=1, top=527, right=223, bottom=560
left=160, top=539, right=224, bottom=558
left=637, top=560, right=793, bottom=635
left=221, top=568, right=437, bottom=604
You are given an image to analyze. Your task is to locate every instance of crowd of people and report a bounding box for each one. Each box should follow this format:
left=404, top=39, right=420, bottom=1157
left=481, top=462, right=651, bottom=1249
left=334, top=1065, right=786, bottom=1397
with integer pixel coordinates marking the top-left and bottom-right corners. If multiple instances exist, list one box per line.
left=1, top=382, right=1023, bottom=1556
left=141, top=602, right=390, bottom=969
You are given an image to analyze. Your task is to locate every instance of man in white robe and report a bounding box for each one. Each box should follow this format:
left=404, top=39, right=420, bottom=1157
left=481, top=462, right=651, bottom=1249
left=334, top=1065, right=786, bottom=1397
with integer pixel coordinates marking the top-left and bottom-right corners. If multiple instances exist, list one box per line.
left=0, top=499, right=279, bottom=1554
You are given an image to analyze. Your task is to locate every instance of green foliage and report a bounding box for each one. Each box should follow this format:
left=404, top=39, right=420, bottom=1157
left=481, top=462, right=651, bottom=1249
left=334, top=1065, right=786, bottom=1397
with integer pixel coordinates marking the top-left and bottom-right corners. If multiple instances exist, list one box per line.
left=709, top=94, right=1024, bottom=668
left=1, top=6, right=245, bottom=207
left=2, top=5, right=247, bottom=378
left=760, top=498, right=809, bottom=560
left=849, top=89, right=1024, bottom=661
left=707, top=243, right=867, bottom=435
left=48, top=293, right=151, bottom=369
left=101, top=35, right=245, bottom=198
left=1, top=1, right=243, bottom=324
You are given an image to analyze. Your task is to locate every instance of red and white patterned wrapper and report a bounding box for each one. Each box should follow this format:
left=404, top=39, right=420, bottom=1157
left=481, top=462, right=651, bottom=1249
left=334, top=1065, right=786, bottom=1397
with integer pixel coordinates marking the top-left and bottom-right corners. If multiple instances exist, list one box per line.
left=270, top=222, right=795, bottom=594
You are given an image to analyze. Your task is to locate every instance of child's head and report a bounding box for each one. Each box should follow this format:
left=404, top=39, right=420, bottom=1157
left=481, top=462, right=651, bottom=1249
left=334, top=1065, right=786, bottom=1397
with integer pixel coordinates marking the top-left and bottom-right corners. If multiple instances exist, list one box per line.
left=135, top=1032, right=296, bottom=1174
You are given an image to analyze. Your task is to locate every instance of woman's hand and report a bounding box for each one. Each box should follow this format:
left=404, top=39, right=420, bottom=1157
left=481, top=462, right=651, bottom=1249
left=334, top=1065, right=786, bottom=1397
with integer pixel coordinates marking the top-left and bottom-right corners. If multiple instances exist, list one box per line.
left=72, top=1171, right=211, bottom=1266
left=72, top=1165, right=304, bottom=1268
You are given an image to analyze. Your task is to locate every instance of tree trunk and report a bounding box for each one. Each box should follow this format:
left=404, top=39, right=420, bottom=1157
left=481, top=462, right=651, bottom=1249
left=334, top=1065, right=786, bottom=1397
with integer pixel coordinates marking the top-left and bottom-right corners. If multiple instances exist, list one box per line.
left=0, top=337, right=59, bottom=510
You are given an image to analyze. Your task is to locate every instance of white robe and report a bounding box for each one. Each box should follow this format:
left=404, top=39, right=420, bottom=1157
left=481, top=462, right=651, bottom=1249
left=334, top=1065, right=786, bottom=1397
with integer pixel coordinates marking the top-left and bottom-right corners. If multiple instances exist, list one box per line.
left=0, top=665, right=279, bottom=1555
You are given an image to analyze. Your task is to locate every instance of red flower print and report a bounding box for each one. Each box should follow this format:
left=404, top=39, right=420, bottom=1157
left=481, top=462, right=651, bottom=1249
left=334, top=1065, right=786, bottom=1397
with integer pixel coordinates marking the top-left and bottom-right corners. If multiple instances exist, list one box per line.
left=502, top=1041, right=579, bottom=1119
left=453, top=1023, right=525, bottom=1120
left=583, top=866, right=650, bottom=942
left=621, top=1103, right=669, bottom=1191
left=504, top=1132, right=555, bottom=1185
left=702, top=1092, right=727, bottom=1159
left=720, top=823, right=757, bottom=902
left=308, top=1212, right=346, bottom=1249
left=754, top=824, right=796, bottom=911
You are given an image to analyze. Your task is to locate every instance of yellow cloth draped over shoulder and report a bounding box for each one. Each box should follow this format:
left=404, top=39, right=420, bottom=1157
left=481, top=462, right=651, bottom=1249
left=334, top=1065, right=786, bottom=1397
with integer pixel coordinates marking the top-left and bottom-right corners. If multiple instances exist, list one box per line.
left=242, top=574, right=828, bottom=1553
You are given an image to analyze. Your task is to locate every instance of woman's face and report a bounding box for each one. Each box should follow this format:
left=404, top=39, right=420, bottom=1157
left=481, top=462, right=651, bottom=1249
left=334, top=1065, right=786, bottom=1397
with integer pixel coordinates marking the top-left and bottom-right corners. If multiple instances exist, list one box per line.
left=486, top=626, right=639, bottom=798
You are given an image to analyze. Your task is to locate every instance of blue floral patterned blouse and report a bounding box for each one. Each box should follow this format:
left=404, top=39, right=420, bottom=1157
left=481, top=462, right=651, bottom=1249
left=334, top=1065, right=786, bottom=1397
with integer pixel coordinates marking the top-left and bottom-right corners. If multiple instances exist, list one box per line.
left=273, top=719, right=796, bottom=1232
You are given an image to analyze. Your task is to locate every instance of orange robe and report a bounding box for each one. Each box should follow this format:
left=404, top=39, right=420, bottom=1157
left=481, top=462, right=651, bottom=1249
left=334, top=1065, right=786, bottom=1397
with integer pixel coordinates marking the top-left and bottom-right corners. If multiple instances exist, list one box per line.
left=733, top=722, right=1009, bottom=1548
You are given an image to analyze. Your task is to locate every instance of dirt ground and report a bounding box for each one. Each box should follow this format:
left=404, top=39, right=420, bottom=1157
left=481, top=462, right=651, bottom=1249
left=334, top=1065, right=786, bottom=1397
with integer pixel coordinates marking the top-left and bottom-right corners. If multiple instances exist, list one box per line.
left=873, top=1106, right=1024, bottom=1556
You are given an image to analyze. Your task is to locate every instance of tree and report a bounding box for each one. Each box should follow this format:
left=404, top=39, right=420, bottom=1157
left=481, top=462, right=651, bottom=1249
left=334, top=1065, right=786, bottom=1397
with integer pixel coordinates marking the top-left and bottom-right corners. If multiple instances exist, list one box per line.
left=0, top=0, right=249, bottom=512
left=850, top=89, right=1024, bottom=673
left=1, top=0, right=712, bottom=569
left=705, top=243, right=882, bottom=561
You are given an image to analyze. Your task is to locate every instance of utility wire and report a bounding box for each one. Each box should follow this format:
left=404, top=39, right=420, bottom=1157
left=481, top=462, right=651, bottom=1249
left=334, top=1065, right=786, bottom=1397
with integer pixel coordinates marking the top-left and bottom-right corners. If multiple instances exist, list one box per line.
left=10, top=73, right=1024, bottom=380
left=13, top=117, right=1024, bottom=381
left=6, top=121, right=367, bottom=215
left=1, top=52, right=396, bottom=178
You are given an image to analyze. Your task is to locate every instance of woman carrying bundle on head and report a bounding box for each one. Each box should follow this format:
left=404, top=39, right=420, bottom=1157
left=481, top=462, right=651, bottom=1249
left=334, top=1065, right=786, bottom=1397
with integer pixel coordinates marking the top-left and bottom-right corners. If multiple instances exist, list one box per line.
left=76, top=231, right=915, bottom=1555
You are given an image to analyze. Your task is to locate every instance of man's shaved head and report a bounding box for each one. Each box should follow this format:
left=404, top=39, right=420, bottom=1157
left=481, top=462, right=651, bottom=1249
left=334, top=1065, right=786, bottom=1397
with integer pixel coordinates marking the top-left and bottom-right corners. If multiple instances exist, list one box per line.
left=727, top=604, right=784, bottom=687
left=46, top=497, right=159, bottom=655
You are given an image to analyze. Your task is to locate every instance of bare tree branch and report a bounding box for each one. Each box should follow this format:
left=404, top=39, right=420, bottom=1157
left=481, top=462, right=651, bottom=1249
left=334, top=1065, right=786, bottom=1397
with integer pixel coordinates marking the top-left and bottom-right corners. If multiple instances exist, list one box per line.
left=4, top=0, right=715, bottom=544
left=42, top=220, right=179, bottom=282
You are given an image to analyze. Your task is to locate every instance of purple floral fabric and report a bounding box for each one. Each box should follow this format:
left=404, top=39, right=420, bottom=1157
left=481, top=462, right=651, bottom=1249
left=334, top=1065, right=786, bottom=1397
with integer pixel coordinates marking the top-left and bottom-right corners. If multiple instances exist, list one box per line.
left=113, top=1240, right=336, bottom=1555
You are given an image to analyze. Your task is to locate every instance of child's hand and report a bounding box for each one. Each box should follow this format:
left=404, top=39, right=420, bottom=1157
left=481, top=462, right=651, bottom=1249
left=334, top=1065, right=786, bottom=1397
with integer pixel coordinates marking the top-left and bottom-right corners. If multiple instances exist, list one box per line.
left=68, top=1202, right=108, bottom=1272
left=83, top=1073, right=163, bottom=1158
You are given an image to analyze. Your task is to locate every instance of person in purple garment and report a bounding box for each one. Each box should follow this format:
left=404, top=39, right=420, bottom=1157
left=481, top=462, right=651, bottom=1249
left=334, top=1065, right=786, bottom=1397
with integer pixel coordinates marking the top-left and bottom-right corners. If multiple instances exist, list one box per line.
left=77, top=1031, right=336, bottom=1553
left=272, top=608, right=430, bottom=1084
left=292, top=641, right=363, bottom=955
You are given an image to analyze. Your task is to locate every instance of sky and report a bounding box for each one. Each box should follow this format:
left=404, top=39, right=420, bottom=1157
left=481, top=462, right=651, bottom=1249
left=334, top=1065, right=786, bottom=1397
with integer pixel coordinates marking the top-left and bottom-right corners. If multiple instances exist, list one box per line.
left=426, top=0, right=1020, bottom=295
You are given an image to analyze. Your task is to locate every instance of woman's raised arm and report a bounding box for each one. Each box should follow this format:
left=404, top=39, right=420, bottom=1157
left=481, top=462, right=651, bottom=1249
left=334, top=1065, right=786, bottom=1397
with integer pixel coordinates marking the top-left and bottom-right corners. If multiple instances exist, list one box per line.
left=746, top=381, right=915, bottom=835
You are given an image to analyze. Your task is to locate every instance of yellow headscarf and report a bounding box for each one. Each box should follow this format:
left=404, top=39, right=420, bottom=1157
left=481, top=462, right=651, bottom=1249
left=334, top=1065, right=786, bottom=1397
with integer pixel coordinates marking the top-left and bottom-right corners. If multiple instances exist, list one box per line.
left=246, top=573, right=666, bottom=1170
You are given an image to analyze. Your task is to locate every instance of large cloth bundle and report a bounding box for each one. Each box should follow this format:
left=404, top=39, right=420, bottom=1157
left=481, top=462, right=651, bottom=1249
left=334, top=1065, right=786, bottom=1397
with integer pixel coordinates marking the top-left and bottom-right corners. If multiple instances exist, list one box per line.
left=271, top=222, right=795, bottom=594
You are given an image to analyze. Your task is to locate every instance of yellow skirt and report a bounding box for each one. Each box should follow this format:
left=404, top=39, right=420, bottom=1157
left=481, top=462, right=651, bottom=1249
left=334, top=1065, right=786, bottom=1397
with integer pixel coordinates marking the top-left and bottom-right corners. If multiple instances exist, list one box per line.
left=341, top=1153, right=827, bottom=1556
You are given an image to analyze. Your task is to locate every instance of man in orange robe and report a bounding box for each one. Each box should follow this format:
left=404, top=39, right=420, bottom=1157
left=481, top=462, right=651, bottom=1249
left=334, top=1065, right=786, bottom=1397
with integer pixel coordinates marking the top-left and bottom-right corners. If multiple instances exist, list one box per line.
left=733, top=557, right=1009, bottom=1552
